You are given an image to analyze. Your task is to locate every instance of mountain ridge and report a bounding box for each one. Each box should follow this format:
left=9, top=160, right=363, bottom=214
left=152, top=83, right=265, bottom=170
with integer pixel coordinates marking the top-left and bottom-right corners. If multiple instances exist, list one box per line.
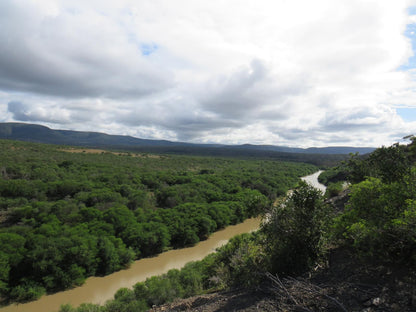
left=0, top=122, right=375, bottom=155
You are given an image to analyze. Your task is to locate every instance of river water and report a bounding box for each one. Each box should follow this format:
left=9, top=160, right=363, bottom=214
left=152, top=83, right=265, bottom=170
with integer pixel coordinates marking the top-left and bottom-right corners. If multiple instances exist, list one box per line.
left=1, top=171, right=325, bottom=312
left=301, top=170, right=326, bottom=193
left=0, top=218, right=261, bottom=312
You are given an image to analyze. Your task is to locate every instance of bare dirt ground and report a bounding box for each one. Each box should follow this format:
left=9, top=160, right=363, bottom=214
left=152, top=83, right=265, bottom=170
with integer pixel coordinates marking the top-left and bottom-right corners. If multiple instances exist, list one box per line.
left=150, top=189, right=416, bottom=312
left=60, top=148, right=161, bottom=158
left=149, top=289, right=279, bottom=312
left=150, top=248, right=416, bottom=312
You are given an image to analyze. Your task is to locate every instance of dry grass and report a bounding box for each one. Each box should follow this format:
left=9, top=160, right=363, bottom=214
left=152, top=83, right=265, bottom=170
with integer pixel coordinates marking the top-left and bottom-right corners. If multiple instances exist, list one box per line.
left=59, top=148, right=162, bottom=158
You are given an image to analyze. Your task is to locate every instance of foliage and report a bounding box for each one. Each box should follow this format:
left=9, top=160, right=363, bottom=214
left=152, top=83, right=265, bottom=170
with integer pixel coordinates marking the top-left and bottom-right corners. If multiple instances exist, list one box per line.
left=318, top=167, right=348, bottom=186
left=333, top=138, right=416, bottom=265
left=262, top=182, right=331, bottom=275
left=343, top=143, right=412, bottom=184
left=334, top=170, right=416, bottom=263
left=59, top=232, right=268, bottom=312
left=325, top=181, right=345, bottom=197
left=209, top=232, right=267, bottom=288
left=0, top=139, right=316, bottom=302
left=58, top=181, right=332, bottom=312
left=60, top=138, right=416, bottom=312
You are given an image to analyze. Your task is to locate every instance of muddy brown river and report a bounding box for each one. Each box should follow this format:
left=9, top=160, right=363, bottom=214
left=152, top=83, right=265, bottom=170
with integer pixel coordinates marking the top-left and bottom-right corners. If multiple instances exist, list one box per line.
left=1, top=171, right=325, bottom=312
left=1, top=218, right=261, bottom=312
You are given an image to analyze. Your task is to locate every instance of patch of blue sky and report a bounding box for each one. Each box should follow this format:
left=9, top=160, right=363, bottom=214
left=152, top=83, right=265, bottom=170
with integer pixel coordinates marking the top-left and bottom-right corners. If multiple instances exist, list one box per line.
left=408, top=6, right=416, bottom=15
left=399, top=6, right=416, bottom=70
left=140, top=43, right=158, bottom=56
left=396, top=107, right=416, bottom=122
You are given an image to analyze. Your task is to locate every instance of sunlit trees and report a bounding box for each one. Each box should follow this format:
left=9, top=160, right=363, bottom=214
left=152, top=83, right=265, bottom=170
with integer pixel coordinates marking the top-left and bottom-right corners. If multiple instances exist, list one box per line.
left=0, top=139, right=316, bottom=302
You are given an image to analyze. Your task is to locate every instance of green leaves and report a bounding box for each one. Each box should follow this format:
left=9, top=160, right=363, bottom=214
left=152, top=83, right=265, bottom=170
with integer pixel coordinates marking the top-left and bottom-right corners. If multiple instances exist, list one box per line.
left=0, top=139, right=317, bottom=303
left=262, top=181, right=330, bottom=275
left=333, top=144, right=416, bottom=264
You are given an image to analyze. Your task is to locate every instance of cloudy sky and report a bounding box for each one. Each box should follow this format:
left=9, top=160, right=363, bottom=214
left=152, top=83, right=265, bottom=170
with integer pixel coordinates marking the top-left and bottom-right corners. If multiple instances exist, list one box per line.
left=1, top=0, right=416, bottom=147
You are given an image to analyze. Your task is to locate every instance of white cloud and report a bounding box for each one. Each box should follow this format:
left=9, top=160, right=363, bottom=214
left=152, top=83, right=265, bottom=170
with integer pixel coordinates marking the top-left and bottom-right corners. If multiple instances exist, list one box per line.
left=1, top=0, right=416, bottom=147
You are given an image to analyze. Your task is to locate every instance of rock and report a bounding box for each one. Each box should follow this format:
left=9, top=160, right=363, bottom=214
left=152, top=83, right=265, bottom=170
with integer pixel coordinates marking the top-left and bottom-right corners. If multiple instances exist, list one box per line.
left=364, top=297, right=382, bottom=307
left=412, top=291, right=416, bottom=308
left=372, top=297, right=381, bottom=306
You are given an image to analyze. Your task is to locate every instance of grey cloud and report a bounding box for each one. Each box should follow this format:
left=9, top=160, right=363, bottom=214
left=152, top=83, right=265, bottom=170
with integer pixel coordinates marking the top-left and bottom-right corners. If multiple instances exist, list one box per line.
left=0, top=1, right=173, bottom=99
left=200, top=60, right=268, bottom=118
left=166, top=118, right=244, bottom=141
left=199, top=59, right=309, bottom=122
left=115, top=96, right=245, bottom=142
left=7, top=101, right=71, bottom=124
left=110, top=59, right=312, bottom=142
left=7, top=101, right=32, bottom=121
left=0, top=0, right=412, bottom=148
left=320, top=109, right=383, bottom=133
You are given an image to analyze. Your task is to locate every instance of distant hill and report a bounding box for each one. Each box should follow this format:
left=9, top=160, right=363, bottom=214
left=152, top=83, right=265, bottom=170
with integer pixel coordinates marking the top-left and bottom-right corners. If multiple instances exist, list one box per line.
left=225, top=143, right=375, bottom=155
left=0, top=122, right=192, bottom=147
left=0, top=123, right=375, bottom=166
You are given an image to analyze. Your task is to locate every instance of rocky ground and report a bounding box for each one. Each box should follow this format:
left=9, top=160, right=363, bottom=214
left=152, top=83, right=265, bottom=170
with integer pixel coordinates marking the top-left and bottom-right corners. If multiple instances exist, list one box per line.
left=150, top=190, right=416, bottom=312
left=150, top=247, right=416, bottom=312
left=149, top=288, right=278, bottom=312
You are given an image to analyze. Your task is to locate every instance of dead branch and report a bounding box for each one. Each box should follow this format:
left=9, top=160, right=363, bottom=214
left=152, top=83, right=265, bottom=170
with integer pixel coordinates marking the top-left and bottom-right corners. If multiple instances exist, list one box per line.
left=266, top=273, right=348, bottom=312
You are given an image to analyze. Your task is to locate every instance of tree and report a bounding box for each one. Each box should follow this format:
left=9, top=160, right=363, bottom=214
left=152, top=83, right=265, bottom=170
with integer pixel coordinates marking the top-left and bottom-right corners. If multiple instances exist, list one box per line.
left=262, top=181, right=330, bottom=275
left=0, top=252, right=10, bottom=296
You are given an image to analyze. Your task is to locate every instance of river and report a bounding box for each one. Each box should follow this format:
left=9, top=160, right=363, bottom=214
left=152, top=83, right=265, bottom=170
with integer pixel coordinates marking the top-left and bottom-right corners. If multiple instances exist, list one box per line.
left=0, top=218, right=261, bottom=312
left=1, top=171, right=325, bottom=312
left=301, top=170, right=326, bottom=193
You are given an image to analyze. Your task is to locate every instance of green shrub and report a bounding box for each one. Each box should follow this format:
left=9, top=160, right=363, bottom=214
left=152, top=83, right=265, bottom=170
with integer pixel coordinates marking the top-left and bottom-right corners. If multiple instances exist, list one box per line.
left=9, top=280, right=46, bottom=302
left=325, top=181, right=345, bottom=197
left=210, top=233, right=266, bottom=288
left=334, top=172, right=416, bottom=264
left=262, top=181, right=331, bottom=275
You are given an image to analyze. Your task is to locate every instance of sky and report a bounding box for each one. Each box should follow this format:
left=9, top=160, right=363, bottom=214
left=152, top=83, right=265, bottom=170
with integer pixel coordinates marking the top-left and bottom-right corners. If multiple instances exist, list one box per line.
left=1, top=0, right=416, bottom=148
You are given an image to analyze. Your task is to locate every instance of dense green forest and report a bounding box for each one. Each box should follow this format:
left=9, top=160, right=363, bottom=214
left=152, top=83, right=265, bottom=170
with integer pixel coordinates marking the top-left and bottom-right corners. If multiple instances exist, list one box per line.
left=0, top=123, right=372, bottom=168
left=58, top=137, right=416, bottom=312
left=0, top=139, right=317, bottom=303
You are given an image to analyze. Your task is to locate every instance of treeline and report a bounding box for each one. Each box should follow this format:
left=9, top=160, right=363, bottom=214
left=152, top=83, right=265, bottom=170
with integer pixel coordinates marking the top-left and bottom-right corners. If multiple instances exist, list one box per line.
left=58, top=137, right=416, bottom=312
left=0, top=139, right=316, bottom=303
left=60, top=181, right=328, bottom=312
left=59, top=233, right=265, bottom=312
left=327, top=137, right=416, bottom=263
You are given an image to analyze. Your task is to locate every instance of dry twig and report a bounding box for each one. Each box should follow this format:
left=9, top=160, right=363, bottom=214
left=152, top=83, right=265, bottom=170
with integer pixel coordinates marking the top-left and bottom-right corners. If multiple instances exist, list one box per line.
left=266, top=273, right=348, bottom=312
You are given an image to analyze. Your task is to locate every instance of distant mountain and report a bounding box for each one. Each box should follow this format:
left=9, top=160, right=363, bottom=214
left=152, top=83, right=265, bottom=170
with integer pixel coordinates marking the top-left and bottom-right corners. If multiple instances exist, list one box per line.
left=0, top=122, right=375, bottom=156
left=226, top=144, right=375, bottom=155
left=0, top=122, right=191, bottom=147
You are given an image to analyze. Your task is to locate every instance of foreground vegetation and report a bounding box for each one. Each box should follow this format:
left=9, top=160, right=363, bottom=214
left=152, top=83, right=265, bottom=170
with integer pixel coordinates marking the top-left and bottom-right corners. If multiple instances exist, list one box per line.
left=0, top=139, right=317, bottom=303
left=59, top=136, right=416, bottom=312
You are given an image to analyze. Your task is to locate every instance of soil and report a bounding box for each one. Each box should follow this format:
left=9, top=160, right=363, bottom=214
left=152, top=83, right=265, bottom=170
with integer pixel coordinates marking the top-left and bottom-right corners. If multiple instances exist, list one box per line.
left=60, top=148, right=161, bottom=158
left=149, top=289, right=279, bottom=312
left=150, top=248, right=416, bottom=312
left=150, top=188, right=416, bottom=311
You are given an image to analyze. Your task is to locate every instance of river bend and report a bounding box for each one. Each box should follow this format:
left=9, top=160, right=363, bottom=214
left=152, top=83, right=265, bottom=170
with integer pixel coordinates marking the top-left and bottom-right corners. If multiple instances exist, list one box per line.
left=1, top=171, right=325, bottom=312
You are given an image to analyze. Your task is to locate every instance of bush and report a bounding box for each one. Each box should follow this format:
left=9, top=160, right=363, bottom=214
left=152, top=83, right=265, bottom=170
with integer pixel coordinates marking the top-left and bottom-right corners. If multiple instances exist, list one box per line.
left=211, top=233, right=266, bottom=288
left=9, top=280, right=46, bottom=302
left=334, top=172, right=416, bottom=264
left=325, top=181, right=344, bottom=197
left=262, top=182, right=331, bottom=275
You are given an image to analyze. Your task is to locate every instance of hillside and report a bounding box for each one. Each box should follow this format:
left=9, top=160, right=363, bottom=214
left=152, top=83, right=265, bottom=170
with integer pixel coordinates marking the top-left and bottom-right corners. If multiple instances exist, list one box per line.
left=56, top=137, right=416, bottom=312
left=149, top=246, right=416, bottom=312
left=0, top=122, right=374, bottom=157
left=0, top=139, right=318, bottom=305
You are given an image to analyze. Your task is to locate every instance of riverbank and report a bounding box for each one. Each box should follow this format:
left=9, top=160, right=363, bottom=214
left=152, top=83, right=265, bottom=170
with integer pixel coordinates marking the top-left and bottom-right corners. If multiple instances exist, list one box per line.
left=0, top=218, right=260, bottom=312
left=150, top=247, right=416, bottom=312
left=1, top=171, right=323, bottom=312
left=150, top=179, right=416, bottom=312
